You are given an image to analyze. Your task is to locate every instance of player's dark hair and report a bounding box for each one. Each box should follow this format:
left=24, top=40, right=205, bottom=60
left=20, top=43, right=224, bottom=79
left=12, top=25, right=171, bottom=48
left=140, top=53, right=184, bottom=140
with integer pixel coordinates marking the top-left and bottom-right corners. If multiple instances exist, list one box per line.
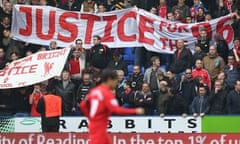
left=101, top=69, right=117, bottom=82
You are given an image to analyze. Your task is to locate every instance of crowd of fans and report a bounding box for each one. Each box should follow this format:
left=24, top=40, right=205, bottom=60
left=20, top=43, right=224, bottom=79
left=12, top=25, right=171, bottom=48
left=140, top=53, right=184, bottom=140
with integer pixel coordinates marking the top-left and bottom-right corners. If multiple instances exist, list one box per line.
left=0, top=0, right=240, bottom=117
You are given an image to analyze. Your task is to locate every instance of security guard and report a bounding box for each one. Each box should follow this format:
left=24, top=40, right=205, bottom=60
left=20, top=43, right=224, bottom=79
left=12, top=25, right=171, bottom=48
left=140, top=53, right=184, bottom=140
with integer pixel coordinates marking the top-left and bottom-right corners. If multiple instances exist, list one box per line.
left=36, top=89, right=62, bottom=132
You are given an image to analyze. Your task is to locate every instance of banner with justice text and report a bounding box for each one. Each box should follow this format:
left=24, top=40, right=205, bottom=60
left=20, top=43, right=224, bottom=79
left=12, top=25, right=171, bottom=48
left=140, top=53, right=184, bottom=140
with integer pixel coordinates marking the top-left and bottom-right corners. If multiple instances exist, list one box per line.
left=11, top=5, right=234, bottom=53
left=0, top=48, right=71, bottom=89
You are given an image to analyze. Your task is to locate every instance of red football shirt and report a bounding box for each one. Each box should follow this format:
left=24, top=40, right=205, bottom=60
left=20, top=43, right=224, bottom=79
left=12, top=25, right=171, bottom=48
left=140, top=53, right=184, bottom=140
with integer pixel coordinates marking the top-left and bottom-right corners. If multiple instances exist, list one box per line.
left=80, top=84, right=137, bottom=144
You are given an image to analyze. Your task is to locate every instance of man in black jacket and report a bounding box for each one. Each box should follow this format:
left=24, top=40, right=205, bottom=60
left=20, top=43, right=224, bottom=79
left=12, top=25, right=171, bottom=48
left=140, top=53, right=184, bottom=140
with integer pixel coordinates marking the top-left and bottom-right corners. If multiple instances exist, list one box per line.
left=127, top=65, right=144, bottom=91
left=107, top=51, right=128, bottom=75
left=179, top=68, right=197, bottom=111
left=88, top=35, right=112, bottom=71
left=197, top=29, right=210, bottom=54
left=214, top=34, right=229, bottom=64
left=192, top=44, right=206, bottom=64
left=209, top=80, right=227, bottom=114
left=170, top=39, right=193, bottom=83
left=0, top=89, right=14, bottom=116
left=163, top=88, right=188, bottom=117
left=227, top=80, right=240, bottom=114
left=191, top=85, right=209, bottom=117
left=120, top=81, right=135, bottom=108
left=224, top=55, right=240, bottom=90
left=49, top=70, right=76, bottom=116
left=135, top=83, right=153, bottom=115
left=157, top=80, right=169, bottom=117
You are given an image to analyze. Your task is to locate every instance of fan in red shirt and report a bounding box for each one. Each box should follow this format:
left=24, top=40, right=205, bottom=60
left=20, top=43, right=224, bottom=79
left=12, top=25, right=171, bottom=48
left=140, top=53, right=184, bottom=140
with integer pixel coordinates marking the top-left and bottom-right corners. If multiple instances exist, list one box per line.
left=69, top=54, right=80, bottom=74
left=29, top=84, right=44, bottom=116
left=158, top=0, right=169, bottom=19
left=192, top=59, right=211, bottom=89
left=79, top=69, right=144, bottom=144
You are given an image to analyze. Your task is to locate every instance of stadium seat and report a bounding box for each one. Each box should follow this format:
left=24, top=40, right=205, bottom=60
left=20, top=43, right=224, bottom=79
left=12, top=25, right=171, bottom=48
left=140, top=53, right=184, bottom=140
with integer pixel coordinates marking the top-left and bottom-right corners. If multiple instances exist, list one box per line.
left=160, top=65, right=167, bottom=72
left=140, top=66, right=144, bottom=74
left=123, top=54, right=134, bottom=64
left=127, top=64, right=134, bottom=74
left=124, top=47, right=134, bottom=55
left=122, top=54, right=134, bottom=61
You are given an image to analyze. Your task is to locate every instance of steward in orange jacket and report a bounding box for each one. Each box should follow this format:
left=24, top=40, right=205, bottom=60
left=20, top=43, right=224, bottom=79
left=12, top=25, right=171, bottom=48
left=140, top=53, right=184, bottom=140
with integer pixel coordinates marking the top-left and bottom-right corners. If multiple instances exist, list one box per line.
left=37, top=92, right=62, bottom=132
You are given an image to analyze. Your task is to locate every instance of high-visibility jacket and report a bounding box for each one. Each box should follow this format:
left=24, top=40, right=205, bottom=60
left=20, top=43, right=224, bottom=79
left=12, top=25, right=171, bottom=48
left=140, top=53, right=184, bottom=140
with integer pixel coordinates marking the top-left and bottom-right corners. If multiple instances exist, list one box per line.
left=43, top=94, right=62, bottom=118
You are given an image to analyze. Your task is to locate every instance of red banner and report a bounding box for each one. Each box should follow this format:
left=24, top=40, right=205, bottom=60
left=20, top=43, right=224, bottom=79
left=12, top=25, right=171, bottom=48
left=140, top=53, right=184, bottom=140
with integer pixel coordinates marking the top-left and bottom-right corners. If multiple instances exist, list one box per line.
left=1, top=133, right=240, bottom=144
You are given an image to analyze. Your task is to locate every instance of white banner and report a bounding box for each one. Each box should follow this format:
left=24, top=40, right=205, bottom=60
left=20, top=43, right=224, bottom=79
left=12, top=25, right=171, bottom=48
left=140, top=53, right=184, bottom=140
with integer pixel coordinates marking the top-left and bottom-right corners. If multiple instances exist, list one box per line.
left=14, top=117, right=201, bottom=133
left=11, top=5, right=234, bottom=54
left=0, top=48, right=71, bottom=89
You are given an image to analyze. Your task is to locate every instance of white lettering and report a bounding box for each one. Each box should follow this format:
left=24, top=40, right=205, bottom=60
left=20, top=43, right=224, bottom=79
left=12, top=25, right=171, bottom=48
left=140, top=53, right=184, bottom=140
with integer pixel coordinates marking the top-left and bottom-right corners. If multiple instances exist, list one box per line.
left=28, top=134, right=34, bottom=144
left=188, top=136, right=206, bottom=144
left=37, top=135, right=45, bottom=144
left=55, top=139, right=62, bottom=144
left=62, top=133, right=72, bottom=144
left=0, top=136, right=15, bottom=144
left=210, top=139, right=219, bottom=144
left=219, top=135, right=226, bottom=144
left=46, top=139, right=54, bottom=144
left=113, top=136, right=126, bottom=144
left=18, top=139, right=27, bottom=144
left=158, top=137, right=183, bottom=144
